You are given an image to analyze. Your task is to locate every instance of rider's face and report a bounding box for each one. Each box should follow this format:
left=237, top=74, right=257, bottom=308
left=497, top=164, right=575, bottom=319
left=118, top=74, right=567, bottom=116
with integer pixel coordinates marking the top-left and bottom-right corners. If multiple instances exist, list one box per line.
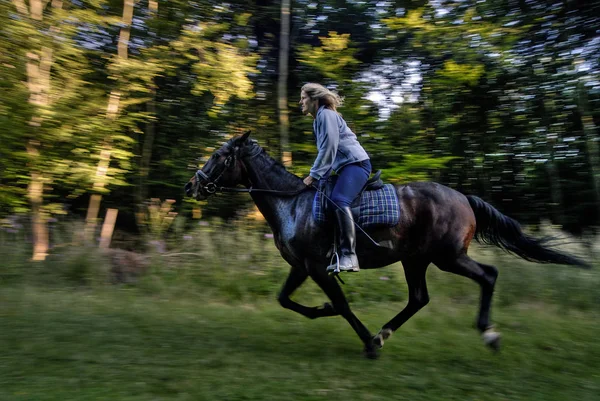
left=299, top=91, right=317, bottom=117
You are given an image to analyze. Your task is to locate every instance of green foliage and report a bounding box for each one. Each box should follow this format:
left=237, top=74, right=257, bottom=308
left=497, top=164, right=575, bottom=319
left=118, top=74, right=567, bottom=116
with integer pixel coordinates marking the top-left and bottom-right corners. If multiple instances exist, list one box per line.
left=381, top=154, right=457, bottom=183
left=171, top=21, right=258, bottom=111
left=297, top=31, right=360, bottom=83
left=1, top=0, right=600, bottom=236
left=435, top=60, right=485, bottom=87
left=47, top=245, right=110, bottom=286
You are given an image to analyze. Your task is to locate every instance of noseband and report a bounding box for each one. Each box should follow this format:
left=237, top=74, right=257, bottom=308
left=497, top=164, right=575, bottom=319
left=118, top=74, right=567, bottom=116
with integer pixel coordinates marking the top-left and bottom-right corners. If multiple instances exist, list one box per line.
left=193, top=151, right=234, bottom=198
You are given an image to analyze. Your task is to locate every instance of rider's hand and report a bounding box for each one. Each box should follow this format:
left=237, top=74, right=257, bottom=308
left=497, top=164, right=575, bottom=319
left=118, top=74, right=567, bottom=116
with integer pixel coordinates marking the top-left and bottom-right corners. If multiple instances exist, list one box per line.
left=303, top=176, right=315, bottom=187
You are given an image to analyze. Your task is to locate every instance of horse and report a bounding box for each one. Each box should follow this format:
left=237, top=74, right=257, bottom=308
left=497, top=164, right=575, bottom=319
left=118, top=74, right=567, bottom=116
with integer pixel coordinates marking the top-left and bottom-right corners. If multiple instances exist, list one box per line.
left=184, top=131, right=589, bottom=359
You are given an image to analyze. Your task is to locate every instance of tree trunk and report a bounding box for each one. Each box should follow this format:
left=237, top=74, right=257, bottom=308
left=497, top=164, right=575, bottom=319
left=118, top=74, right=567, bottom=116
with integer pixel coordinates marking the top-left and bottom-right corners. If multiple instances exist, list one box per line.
left=136, top=3, right=158, bottom=222
left=15, top=0, right=62, bottom=261
left=85, top=0, right=135, bottom=239
left=582, top=114, right=600, bottom=220
left=278, top=0, right=291, bottom=167
left=26, top=49, right=51, bottom=260
left=137, top=98, right=156, bottom=225
left=99, top=208, right=119, bottom=249
left=577, top=84, right=600, bottom=222
left=27, top=146, right=49, bottom=261
left=545, top=156, right=564, bottom=225
left=543, top=98, right=564, bottom=226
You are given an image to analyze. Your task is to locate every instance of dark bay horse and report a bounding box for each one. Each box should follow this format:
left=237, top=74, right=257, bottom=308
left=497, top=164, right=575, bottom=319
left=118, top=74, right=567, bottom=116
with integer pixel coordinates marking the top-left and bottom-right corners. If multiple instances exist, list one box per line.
left=185, top=132, right=589, bottom=358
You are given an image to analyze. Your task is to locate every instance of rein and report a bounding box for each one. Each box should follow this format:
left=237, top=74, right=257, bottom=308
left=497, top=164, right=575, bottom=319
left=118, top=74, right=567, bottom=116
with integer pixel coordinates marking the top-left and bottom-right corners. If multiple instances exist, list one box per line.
left=214, top=186, right=309, bottom=196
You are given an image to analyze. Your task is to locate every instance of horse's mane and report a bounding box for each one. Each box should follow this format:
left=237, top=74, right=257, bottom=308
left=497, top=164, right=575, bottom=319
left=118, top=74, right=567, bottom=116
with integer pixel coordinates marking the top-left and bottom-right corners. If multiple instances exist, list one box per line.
left=230, top=137, right=304, bottom=186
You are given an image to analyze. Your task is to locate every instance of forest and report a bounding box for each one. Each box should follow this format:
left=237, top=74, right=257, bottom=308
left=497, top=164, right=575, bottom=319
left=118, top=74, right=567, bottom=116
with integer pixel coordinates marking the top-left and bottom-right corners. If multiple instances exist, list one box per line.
left=2, top=0, right=599, bottom=260
left=2, top=2, right=600, bottom=400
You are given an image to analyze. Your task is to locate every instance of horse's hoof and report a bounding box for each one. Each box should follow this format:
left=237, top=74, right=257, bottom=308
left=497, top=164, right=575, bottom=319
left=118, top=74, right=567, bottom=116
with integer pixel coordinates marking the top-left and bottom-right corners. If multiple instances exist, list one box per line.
left=373, top=328, right=393, bottom=349
left=363, top=346, right=379, bottom=359
left=482, top=328, right=501, bottom=351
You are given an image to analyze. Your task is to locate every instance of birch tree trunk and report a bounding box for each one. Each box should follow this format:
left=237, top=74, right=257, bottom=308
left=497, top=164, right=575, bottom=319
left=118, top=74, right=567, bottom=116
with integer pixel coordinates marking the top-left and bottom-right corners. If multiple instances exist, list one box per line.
left=27, top=145, right=48, bottom=261
left=13, top=0, right=62, bottom=260
left=85, top=0, right=135, bottom=240
left=278, top=0, right=291, bottom=167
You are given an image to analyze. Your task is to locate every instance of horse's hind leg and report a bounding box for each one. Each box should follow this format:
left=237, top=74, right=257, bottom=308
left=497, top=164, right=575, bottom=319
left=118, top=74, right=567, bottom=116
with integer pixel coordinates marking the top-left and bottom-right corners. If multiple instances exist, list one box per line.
left=373, top=258, right=430, bottom=349
left=435, top=253, right=501, bottom=350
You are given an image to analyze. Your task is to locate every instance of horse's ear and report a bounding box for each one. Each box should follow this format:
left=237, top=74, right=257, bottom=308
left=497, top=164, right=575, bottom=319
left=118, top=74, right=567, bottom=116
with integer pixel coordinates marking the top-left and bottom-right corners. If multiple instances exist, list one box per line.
left=240, top=130, right=251, bottom=142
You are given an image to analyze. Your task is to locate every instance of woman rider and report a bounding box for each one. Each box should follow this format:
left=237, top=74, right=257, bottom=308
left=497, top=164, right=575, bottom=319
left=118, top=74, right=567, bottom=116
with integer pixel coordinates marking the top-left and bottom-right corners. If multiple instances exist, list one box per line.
left=299, top=83, right=372, bottom=273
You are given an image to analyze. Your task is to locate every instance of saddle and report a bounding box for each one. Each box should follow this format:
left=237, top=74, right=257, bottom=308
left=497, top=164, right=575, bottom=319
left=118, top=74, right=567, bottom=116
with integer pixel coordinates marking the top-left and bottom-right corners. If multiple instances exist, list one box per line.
left=318, top=170, right=384, bottom=216
left=312, top=170, right=400, bottom=228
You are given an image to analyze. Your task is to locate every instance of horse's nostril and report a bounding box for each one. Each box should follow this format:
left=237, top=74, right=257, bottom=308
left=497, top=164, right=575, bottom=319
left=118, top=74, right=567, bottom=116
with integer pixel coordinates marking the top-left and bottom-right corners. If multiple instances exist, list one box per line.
left=184, top=182, right=192, bottom=196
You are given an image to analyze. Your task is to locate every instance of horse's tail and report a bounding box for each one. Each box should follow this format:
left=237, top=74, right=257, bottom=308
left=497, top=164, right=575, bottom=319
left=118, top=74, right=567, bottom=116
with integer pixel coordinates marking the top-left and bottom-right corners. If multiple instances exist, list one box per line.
left=466, top=195, right=590, bottom=268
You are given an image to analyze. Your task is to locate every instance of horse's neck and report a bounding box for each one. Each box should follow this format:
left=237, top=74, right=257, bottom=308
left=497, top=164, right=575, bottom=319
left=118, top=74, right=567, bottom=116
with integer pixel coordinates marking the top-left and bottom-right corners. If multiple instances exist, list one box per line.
left=243, top=152, right=306, bottom=229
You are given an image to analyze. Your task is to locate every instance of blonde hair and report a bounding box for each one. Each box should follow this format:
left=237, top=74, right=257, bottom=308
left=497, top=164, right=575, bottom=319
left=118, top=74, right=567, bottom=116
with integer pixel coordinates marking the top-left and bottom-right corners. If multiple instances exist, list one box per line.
left=301, top=83, right=343, bottom=112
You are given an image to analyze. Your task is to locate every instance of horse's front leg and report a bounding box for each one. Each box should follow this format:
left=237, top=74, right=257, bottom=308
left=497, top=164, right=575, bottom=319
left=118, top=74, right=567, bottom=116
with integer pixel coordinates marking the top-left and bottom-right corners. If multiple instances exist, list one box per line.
left=309, top=264, right=378, bottom=359
left=278, top=265, right=339, bottom=319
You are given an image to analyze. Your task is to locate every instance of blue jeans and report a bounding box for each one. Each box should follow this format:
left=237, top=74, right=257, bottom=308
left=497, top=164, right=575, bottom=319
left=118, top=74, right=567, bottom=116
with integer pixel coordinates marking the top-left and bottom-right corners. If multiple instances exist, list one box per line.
left=330, top=159, right=372, bottom=207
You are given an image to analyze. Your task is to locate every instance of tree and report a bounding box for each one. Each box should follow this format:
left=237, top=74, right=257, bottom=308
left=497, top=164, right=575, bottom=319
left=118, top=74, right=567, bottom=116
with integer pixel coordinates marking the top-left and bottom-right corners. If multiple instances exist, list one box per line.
left=278, top=0, right=291, bottom=166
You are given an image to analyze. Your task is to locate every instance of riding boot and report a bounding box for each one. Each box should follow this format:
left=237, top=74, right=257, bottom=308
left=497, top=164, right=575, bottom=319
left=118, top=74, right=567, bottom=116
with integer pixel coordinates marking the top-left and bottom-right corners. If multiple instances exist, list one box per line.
left=327, top=206, right=360, bottom=273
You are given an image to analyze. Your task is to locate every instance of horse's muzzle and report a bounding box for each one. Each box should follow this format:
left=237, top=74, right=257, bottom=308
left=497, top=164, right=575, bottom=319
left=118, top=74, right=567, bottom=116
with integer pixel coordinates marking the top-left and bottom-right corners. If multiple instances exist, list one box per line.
left=186, top=170, right=218, bottom=200
left=184, top=181, right=204, bottom=200
left=184, top=181, right=194, bottom=197
left=185, top=180, right=213, bottom=201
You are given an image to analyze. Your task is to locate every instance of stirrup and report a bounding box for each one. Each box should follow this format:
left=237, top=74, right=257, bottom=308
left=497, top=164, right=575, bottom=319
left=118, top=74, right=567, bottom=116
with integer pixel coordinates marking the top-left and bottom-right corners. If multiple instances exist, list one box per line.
left=327, top=251, right=340, bottom=275
left=326, top=252, right=360, bottom=274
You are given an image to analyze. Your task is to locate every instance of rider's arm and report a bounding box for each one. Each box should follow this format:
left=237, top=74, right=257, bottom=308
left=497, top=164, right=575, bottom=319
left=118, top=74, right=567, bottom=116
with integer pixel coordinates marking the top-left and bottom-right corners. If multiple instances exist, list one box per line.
left=309, top=109, right=339, bottom=180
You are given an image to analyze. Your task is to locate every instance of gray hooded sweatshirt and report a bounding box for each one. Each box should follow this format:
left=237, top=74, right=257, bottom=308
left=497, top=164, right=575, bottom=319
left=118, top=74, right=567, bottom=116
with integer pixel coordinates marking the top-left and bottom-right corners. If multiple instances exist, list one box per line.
left=309, top=106, right=370, bottom=180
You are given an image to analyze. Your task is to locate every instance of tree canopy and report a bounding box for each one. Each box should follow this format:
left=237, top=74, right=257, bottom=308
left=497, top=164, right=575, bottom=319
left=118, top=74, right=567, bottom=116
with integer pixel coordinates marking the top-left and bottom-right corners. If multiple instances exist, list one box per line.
left=1, top=0, right=599, bottom=257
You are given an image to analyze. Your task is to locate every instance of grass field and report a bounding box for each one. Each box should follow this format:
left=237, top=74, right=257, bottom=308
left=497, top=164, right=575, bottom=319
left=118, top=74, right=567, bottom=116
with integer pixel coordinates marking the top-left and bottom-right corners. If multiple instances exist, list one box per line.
left=1, top=285, right=599, bottom=401
left=1, top=221, right=599, bottom=400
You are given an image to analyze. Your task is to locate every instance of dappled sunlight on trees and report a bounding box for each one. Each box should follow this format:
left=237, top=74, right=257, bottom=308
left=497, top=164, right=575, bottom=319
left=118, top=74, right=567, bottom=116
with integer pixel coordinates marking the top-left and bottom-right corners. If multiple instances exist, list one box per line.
left=0, top=0, right=599, bottom=259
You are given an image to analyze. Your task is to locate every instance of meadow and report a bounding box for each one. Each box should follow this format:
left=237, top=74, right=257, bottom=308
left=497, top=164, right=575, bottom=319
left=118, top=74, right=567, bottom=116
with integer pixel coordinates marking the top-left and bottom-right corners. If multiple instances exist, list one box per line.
left=1, top=219, right=599, bottom=400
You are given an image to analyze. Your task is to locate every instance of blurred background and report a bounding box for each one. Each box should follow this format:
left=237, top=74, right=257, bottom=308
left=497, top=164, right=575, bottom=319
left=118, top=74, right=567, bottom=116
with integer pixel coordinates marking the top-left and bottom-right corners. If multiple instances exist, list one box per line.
left=1, top=1, right=599, bottom=400
left=2, top=0, right=600, bottom=256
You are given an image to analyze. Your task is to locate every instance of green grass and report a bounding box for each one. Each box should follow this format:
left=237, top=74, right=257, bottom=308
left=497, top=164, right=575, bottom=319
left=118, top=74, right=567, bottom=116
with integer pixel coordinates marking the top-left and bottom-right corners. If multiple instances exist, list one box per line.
left=3, top=219, right=599, bottom=309
left=1, top=286, right=599, bottom=401
left=1, top=220, right=599, bottom=400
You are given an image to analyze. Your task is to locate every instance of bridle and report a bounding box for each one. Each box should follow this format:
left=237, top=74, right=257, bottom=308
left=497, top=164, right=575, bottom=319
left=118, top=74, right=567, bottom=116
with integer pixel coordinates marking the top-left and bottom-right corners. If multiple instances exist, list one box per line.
left=192, top=151, right=235, bottom=198
left=191, top=144, right=308, bottom=198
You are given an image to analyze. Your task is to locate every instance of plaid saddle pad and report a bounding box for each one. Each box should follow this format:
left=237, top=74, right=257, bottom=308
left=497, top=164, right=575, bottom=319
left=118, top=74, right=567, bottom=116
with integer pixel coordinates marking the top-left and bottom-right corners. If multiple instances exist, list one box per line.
left=312, top=184, right=400, bottom=228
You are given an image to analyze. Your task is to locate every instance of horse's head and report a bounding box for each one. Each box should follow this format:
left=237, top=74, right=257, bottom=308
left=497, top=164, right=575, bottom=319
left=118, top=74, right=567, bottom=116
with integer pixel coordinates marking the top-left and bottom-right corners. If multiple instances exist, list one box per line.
left=185, top=131, right=253, bottom=200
